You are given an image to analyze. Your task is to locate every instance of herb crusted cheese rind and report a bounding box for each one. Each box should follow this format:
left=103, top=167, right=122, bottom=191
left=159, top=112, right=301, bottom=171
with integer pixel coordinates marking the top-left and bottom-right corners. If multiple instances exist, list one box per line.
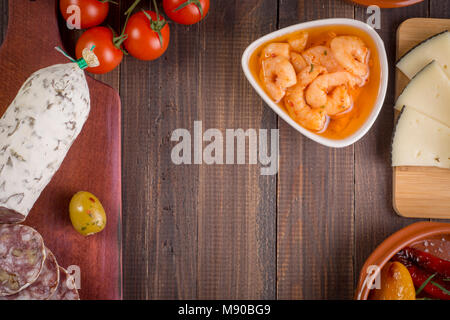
left=392, top=107, right=450, bottom=169
left=0, top=63, right=90, bottom=223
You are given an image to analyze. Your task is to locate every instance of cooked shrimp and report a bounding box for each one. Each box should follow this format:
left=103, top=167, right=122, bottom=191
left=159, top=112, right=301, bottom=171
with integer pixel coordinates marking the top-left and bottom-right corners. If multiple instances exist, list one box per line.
left=302, top=46, right=343, bottom=73
left=324, top=85, right=353, bottom=116
left=285, top=89, right=327, bottom=131
left=284, top=65, right=328, bottom=131
left=261, top=43, right=290, bottom=60
left=290, top=52, right=308, bottom=73
left=288, top=31, right=308, bottom=52
left=305, top=71, right=357, bottom=108
left=330, top=36, right=369, bottom=81
left=261, top=56, right=297, bottom=102
left=297, top=64, right=327, bottom=87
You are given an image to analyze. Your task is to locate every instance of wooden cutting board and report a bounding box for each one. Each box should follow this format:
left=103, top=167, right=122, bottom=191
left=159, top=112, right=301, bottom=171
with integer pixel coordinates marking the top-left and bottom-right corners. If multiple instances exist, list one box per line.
left=0, top=0, right=122, bottom=299
left=393, top=18, right=450, bottom=219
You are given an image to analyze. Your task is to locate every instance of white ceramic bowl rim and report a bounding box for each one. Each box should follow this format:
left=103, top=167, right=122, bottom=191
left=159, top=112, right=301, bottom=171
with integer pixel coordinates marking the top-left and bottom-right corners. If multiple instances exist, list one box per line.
left=241, top=18, right=389, bottom=148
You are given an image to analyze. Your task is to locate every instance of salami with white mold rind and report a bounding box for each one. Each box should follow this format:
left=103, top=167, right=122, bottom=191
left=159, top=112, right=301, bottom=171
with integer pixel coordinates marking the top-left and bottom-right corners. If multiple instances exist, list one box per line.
left=0, top=247, right=59, bottom=300
left=49, top=266, right=80, bottom=300
left=0, top=63, right=90, bottom=223
left=0, top=224, right=46, bottom=296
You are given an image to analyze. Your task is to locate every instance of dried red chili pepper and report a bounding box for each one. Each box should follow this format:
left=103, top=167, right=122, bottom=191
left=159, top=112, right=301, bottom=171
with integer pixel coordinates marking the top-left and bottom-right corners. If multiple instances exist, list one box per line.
left=397, top=247, right=450, bottom=278
left=393, top=252, right=450, bottom=300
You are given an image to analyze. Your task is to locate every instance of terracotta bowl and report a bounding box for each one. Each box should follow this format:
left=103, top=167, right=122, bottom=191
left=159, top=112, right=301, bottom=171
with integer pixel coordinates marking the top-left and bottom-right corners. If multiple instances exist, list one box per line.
left=349, top=0, right=425, bottom=8
left=355, top=221, right=450, bottom=300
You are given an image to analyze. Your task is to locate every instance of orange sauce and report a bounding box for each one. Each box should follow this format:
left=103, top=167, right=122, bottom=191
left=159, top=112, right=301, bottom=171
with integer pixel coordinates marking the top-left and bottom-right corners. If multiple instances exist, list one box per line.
left=249, top=25, right=381, bottom=140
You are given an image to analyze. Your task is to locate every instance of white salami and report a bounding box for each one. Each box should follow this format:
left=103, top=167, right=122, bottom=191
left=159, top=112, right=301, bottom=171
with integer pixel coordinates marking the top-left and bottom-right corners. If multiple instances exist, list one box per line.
left=0, top=63, right=90, bottom=223
left=0, top=247, right=59, bottom=300
left=0, top=224, right=46, bottom=296
left=48, top=266, right=79, bottom=300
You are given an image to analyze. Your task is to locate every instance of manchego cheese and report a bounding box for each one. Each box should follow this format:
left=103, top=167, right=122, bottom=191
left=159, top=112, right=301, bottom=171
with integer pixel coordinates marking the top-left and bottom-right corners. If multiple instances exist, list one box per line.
left=395, top=61, right=450, bottom=127
left=392, top=107, right=450, bottom=169
left=397, top=30, right=450, bottom=79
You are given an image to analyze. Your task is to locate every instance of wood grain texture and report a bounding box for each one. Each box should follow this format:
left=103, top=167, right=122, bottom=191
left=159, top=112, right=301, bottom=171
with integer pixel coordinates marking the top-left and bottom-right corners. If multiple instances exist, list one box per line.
left=277, top=0, right=355, bottom=300
left=353, top=2, right=429, bottom=289
left=122, top=0, right=278, bottom=300
left=393, top=18, right=450, bottom=219
left=394, top=167, right=450, bottom=218
left=0, top=0, right=5, bottom=43
left=1, top=0, right=448, bottom=300
left=120, top=0, right=200, bottom=299
left=196, top=0, right=277, bottom=299
left=430, top=0, right=450, bottom=18
left=0, top=0, right=122, bottom=299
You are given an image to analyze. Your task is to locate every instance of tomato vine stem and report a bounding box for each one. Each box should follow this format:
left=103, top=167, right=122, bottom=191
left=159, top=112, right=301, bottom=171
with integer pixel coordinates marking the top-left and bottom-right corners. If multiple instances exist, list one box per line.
left=99, top=0, right=118, bottom=4
left=112, top=0, right=142, bottom=54
left=174, top=0, right=204, bottom=18
left=142, top=0, right=167, bottom=48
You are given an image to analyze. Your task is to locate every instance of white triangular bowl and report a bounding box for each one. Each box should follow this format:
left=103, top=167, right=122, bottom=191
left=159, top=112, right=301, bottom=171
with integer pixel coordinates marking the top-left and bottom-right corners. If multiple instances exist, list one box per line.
left=241, top=18, right=389, bottom=148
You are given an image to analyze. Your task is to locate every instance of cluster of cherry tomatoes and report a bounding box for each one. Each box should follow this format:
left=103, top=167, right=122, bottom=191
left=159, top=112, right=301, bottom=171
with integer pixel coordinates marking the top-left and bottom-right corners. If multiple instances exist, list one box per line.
left=60, top=0, right=210, bottom=74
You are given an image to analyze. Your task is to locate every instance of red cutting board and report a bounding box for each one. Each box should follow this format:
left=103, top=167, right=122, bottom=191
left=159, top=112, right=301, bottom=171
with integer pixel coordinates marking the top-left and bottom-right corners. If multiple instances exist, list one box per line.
left=0, top=0, right=122, bottom=300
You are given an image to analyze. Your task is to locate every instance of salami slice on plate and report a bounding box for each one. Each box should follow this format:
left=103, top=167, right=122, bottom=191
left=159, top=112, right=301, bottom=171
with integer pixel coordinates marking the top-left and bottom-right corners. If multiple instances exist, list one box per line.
left=0, top=224, right=46, bottom=296
left=49, top=266, right=80, bottom=300
left=0, top=247, right=59, bottom=300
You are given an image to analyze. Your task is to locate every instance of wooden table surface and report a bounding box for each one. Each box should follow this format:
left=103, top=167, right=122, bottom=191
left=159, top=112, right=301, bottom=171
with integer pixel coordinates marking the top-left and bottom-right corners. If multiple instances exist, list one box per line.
left=0, top=0, right=449, bottom=300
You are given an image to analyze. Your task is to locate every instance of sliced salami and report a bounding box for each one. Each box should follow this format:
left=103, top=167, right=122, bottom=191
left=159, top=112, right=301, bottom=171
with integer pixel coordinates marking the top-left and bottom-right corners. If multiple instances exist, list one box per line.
left=0, top=63, right=90, bottom=223
left=48, top=267, right=79, bottom=300
left=0, top=224, right=46, bottom=296
left=0, top=247, right=59, bottom=300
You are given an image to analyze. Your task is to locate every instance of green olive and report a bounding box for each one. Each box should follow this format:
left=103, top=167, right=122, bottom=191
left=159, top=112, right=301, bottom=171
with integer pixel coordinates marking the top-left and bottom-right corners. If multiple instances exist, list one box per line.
left=69, top=191, right=106, bottom=236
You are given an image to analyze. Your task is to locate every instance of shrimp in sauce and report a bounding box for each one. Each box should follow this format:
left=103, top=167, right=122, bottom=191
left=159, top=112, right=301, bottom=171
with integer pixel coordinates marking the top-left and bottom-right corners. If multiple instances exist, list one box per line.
left=249, top=25, right=379, bottom=139
left=290, top=52, right=308, bottom=73
left=288, top=31, right=309, bottom=52
left=331, top=36, right=370, bottom=84
left=325, top=85, right=353, bottom=116
left=261, top=56, right=297, bottom=102
left=261, top=43, right=290, bottom=60
left=305, top=71, right=357, bottom=109
left=302, top=45, right=343, bottom=73
left=284, top=65, right=328, bottom=131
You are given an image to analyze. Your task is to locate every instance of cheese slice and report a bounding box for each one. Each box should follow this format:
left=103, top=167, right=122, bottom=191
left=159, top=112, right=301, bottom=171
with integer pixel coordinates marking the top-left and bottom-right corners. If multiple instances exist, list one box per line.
left=397, top=30, right=450, bottom=79
left=392, top=107, right=450, bottom=169
left=395, top=61, right=450, bottom=127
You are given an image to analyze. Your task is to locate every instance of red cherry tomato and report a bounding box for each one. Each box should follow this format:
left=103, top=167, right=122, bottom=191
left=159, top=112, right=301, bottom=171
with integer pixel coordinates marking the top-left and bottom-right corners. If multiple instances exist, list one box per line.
left=163, top=0, right=210, bottom=25
left=76, top=27, right=123, bottom=74
left=60, top=0, right=111, bottom=29
left=124, top=11, right=170, bottom=61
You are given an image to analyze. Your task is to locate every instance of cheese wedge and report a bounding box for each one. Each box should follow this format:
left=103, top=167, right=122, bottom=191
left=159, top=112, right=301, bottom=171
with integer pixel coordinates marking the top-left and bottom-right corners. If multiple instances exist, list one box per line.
left=392, top=107, right=450, bottom=169
left=395, top=61, right=450, bottom=127
left=397, top=30, right=450, bottom=79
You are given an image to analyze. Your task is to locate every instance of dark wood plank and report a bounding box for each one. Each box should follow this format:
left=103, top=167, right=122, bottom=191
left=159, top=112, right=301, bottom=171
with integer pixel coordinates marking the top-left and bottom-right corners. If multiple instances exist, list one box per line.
left=277, top=0, right=355, bottom=300
left=120, top=0, right=200, bottom=299
left=353, top=2, right=429, bottom=290
left=196, top=0, right=277, bottom=299
left=430, top=0, right=450, bottom=18
left=0, top=0, right=6, bottom=44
